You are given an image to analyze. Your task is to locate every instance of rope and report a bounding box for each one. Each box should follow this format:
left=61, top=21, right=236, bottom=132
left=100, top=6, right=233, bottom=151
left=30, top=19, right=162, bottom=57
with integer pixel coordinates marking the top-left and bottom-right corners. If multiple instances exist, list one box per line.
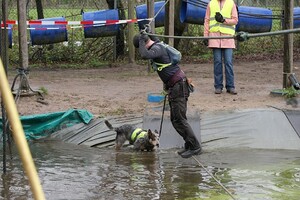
left=146, top=27, right=300, bottom=41
left=147, top=32, right=233, bottom=39
left=192, top=156, right=237, bottom=200
left=148, top=0, right=170, bottom=26
left=246, top=28, right=300, bottom=38
left=158, top=94, right=167, bottom=137
left=140, top=0, right=170, bottom=33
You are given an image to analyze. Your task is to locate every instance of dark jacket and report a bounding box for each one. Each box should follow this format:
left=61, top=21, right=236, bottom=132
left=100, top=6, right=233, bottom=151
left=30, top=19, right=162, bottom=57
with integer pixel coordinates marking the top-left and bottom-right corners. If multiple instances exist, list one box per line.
left=138, top=39, right=180, bottom=84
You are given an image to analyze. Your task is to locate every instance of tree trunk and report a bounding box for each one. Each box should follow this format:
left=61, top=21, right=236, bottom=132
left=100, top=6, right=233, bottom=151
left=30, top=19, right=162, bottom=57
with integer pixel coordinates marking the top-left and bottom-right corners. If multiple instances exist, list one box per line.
left=174, top=0, right=187, bottom=49
left=165, top=0, right=187, bottom=49
left=35, top=0, right=44, bottom=19
left=106, top=0, right=125, bottom=58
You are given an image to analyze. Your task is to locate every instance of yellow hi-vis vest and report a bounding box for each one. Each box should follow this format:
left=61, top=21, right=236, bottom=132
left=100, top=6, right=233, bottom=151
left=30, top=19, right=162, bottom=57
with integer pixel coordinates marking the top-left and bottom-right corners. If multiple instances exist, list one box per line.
left=130, top=128, right=147, bottom=144
left=209, top=0, right=235, bottom=35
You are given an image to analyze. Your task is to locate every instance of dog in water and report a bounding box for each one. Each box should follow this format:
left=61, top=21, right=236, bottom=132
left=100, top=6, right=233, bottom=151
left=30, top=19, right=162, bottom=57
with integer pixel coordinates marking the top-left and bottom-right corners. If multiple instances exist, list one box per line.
left=104, top=120, right=159, bottom=151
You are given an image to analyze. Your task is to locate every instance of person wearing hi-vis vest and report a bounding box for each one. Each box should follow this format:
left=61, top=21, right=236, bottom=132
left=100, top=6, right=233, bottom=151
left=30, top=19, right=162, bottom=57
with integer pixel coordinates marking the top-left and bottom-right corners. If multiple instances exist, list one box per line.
left=133, top=30, right=202, bottom=159
left=203, top=0, right=238, bottom=95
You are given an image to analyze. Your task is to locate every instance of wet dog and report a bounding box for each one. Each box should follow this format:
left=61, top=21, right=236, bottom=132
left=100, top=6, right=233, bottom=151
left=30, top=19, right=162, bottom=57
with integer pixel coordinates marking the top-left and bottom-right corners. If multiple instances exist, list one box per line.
left=104, top=120, right=159, bottom=151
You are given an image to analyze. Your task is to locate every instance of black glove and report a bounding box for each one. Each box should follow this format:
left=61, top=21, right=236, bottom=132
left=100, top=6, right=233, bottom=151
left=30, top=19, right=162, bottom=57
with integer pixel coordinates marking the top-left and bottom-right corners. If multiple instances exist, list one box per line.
left=235, top=31, right=249, bottom=42
left=203, top=39, right=208, bottom=46
left=215, top=12, right=225, bottom=23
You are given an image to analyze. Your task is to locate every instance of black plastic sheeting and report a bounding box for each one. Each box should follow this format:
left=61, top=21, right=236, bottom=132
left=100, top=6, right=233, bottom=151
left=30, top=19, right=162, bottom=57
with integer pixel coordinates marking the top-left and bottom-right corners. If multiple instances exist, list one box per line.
left=50, top=115, right=143, bottom=148
left=200, top=108, right=300, bottom=150
left=50, top=108, right=300, bottom=150
left=283, top=110, right=300, bottom=138
left=142, top=111, right=201, bottom=149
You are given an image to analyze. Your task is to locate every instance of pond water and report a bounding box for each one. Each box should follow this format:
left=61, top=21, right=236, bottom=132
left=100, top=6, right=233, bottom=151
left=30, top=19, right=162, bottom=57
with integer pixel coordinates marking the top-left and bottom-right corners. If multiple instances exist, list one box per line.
left=1, top=140, right=300, bottom=200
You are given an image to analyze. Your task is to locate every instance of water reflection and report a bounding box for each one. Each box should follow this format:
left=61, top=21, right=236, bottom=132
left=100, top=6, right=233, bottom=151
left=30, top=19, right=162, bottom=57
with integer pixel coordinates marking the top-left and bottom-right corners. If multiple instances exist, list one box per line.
left=0, top=141, right=300, bottom=200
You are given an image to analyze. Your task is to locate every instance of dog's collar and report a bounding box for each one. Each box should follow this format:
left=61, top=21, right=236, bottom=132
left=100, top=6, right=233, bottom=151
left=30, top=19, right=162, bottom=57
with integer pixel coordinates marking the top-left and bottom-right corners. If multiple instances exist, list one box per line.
left=130, top=128, right=147, bottom=143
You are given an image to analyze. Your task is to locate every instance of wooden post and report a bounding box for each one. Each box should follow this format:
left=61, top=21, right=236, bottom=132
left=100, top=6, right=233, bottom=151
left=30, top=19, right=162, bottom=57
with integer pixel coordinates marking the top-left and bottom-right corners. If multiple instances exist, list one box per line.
left=113, top=0, right=117, bottom=62
left=147, top=0, right=155, bottom=72
left=17, top=0, right=29, bottom=70
left=164, top=0, right=174, bottom=46
left=128, top=0, right=135, bottom=63
left=164, top=1, right=169, bottom=44
left=168, top=0, right=174, bottom=46
left=1, top=0, right=9, bottom=175
left=147, top=0, right=155, bottom=31
left=283, top=0, right=294, bottom=88
left=1, top=0, right=9, bottom=71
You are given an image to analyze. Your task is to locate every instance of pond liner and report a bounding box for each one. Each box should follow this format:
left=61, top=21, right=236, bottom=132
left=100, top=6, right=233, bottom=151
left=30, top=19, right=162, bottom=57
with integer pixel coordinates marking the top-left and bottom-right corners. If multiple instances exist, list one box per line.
left=283, top=109, right=300, bottom=139
left=49, top=108, right=300, bottom=150
left=51, top=115, right=143, bottom=147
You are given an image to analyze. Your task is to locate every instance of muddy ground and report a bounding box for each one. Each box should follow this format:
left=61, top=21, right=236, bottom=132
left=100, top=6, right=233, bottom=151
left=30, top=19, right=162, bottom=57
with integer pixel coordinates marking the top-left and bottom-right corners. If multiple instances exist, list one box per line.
left=5, top=60, right=300, bottom=117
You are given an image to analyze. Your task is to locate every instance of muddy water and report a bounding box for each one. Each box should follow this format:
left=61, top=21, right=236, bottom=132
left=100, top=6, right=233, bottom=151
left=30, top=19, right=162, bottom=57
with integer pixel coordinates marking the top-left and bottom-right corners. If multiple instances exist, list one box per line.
left=1, top=141, right=300, bottom=200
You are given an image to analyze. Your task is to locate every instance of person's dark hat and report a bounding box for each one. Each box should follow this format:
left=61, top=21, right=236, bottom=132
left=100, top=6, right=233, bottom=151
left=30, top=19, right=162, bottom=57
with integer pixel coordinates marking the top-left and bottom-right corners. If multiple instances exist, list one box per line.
left=133, top=33, right=150, bottom=48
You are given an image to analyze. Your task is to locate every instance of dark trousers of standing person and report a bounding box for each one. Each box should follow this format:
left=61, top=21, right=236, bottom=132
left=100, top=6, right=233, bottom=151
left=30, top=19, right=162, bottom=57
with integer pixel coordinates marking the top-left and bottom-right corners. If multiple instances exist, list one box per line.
left=168, top=79, right=201, bottom=155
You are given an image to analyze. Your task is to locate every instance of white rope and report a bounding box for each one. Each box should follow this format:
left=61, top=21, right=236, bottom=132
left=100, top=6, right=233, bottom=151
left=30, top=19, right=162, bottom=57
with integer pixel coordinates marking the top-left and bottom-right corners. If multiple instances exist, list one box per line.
left=192, top=156, right=237, bottom=200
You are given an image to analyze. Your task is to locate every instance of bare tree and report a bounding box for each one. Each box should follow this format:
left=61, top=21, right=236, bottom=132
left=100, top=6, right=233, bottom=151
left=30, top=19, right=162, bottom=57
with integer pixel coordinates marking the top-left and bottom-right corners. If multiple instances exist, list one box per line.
left=35, top=0, right=44, bottom=19
left=106, top=0, right=125, bottom=58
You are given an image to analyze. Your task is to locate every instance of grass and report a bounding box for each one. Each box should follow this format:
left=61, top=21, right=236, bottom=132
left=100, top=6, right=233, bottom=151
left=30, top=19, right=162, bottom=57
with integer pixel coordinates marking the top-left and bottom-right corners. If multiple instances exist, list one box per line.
left=39, top=86, right=48, bottom=95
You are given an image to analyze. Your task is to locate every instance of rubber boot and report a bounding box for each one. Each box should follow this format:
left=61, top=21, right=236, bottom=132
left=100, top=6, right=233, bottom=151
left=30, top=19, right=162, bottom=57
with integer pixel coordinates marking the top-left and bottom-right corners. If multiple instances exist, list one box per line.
left=177, top=142, right=190, bottom=155
left=180, top=140, right=202, bottom=158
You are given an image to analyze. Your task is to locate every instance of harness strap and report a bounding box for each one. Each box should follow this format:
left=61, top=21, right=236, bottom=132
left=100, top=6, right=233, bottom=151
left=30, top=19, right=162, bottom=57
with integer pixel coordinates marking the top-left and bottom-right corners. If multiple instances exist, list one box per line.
left=167, top=69, right=186, bottom=88
left=154, top=62, right=172, bottom=71
left=130, top=128, right=147, bottom=144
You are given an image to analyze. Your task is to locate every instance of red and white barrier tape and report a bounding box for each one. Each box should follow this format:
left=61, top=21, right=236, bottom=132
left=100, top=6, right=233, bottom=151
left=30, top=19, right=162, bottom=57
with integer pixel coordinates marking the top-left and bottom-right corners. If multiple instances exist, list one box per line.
left=1, top=18, right=152, bottom=30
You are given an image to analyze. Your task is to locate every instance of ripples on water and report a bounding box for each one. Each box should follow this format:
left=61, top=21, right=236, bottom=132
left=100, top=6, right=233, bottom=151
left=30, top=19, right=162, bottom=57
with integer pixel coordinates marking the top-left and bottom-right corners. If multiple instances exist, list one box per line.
left=1, top=140, right=300, bottom=200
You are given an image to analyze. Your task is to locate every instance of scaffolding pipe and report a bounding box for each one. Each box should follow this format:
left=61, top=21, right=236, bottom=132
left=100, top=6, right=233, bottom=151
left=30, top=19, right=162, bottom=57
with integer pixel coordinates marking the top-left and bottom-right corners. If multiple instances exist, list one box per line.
left=0, top=59, right=45, bottom=200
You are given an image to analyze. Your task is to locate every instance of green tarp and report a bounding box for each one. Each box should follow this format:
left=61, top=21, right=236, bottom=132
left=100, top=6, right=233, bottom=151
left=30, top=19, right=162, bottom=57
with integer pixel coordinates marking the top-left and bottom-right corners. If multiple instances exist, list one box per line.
left=0, top=109, right=93, bottom=140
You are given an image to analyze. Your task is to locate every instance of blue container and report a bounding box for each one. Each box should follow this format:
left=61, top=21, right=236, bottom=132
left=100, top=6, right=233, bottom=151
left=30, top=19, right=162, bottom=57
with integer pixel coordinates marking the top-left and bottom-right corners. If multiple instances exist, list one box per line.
left=236, top=6, right=272, bottom=33
left=147, top=93, right=165, bottom=103
left=29, top=17, right=68, bottom=45
left=294, top=7, right=300, bottom=28
left=135, top=1, right=166, bottom=29
left=0, top=25, right=12, bottom=49
left=83, top=9, right=119, bottom=38
left=180, top=0, right=209, bottom=25
left=8, top=25, right=12, bottom=48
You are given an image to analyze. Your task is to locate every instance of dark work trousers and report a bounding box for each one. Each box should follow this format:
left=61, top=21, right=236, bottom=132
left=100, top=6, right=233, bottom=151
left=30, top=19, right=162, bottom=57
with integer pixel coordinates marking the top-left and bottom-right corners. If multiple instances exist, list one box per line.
left=168, top=79, right=201, bottom=149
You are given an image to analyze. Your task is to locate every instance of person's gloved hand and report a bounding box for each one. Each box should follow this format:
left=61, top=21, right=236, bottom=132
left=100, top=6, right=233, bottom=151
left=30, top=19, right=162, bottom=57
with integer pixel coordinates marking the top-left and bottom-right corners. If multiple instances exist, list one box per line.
left=215, top=12, right=225, bottom=23
left=203, top=39, right=208, bottom=46
left=143, top=24, right=151, bottom=33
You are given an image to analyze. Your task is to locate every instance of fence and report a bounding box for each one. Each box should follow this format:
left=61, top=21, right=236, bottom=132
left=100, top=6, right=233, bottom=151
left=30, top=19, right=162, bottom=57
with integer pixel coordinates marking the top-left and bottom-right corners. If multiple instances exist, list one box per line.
left=2, top=0, right=300, bottom=67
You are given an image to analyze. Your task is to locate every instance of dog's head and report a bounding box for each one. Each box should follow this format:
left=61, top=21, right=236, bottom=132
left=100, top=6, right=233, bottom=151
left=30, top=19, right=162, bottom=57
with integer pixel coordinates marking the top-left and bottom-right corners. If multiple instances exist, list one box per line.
left=147, top=129, right=160, bottom=148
